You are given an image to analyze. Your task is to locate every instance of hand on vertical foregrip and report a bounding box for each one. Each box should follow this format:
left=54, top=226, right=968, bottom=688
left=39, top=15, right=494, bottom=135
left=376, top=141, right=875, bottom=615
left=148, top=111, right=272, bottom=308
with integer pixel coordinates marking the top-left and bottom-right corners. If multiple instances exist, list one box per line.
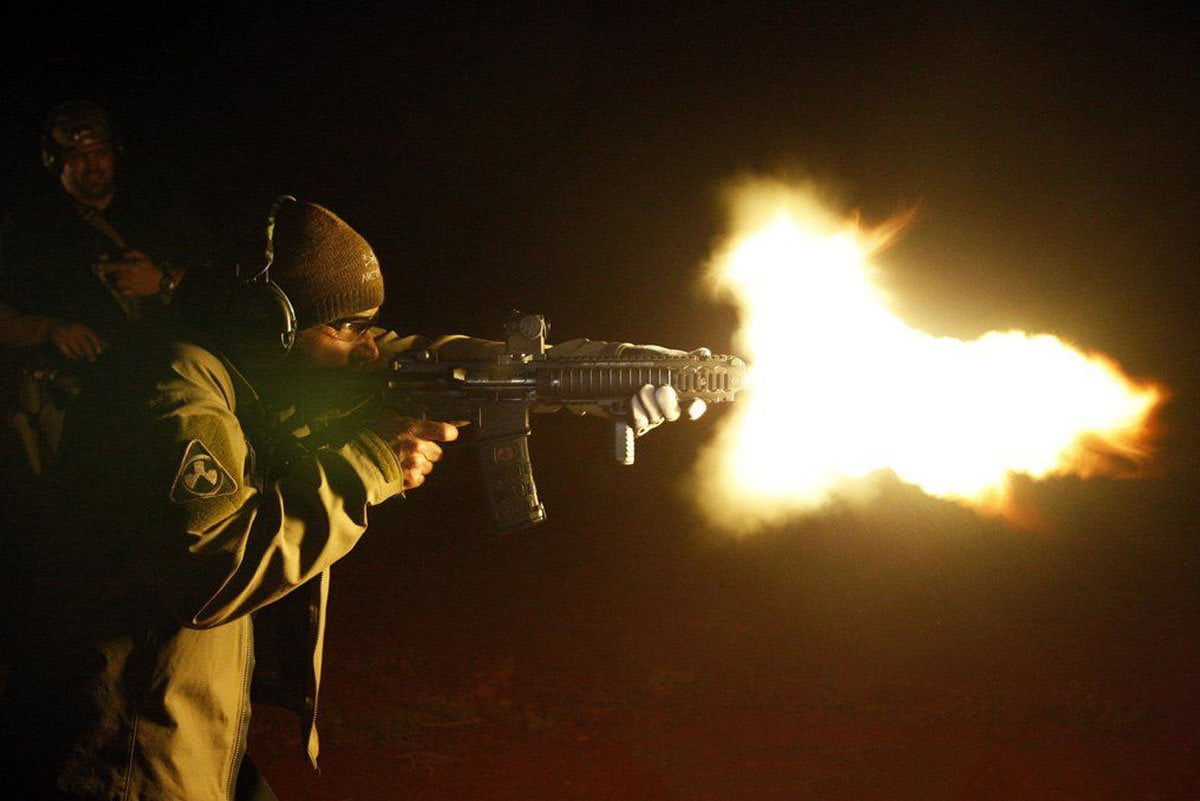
left=370, top=417, right=463, bottom=490
left=629, top=384, right=707, bottom=437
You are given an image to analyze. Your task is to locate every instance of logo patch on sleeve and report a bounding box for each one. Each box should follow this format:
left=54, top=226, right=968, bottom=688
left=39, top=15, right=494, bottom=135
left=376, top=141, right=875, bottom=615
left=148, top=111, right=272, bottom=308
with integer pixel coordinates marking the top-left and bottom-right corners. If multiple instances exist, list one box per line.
left=170, top=439, right=238, bottom=503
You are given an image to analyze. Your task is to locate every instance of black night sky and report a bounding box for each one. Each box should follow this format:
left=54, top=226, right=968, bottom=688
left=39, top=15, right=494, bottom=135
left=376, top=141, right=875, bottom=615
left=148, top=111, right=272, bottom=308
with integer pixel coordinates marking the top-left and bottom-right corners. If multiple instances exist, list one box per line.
left=2, top=4, right=1197, bottom=799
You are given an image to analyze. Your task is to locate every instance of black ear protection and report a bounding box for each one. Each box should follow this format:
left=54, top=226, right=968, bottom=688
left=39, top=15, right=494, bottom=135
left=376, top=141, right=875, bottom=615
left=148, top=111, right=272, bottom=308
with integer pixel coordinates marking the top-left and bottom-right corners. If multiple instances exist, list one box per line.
left=234, top=195, right=298, bottom=357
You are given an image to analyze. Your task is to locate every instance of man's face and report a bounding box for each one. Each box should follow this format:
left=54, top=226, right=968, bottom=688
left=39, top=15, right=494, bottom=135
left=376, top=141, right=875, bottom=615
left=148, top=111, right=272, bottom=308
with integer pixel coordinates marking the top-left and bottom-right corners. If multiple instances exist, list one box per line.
left=59, top=141, right=116, bottom=205
left=290, top=307, right=381, bottom=371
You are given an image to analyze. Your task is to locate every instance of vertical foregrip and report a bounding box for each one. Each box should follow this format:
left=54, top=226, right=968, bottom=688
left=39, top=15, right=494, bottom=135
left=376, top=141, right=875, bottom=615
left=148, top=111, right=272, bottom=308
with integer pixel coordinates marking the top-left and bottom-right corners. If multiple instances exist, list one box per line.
left=615, top=422, right=635, bottom=465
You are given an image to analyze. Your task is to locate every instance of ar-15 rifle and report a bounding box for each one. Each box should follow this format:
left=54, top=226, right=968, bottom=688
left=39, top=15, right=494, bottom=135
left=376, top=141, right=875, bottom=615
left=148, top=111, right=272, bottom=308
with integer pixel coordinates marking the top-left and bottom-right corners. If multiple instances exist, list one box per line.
left=370, top=312, right=745, bottom=531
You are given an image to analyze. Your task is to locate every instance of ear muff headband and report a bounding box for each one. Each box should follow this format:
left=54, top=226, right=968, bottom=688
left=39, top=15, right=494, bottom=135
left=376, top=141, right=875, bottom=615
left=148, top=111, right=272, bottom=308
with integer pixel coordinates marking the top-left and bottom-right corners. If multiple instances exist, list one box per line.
left=248, top=195, right=298, bottom=354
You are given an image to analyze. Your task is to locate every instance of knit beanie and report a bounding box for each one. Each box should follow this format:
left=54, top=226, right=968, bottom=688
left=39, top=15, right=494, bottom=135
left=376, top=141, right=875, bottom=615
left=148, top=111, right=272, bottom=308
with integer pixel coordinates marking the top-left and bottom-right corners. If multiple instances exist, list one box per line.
left=268, top=199, right=385, bottom=329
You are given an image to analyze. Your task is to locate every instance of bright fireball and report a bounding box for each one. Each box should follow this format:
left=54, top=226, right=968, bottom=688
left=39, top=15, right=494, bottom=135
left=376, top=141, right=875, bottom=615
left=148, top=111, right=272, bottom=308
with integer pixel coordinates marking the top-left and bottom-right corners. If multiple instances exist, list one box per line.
left=694, top=181, right=1163, bottom=531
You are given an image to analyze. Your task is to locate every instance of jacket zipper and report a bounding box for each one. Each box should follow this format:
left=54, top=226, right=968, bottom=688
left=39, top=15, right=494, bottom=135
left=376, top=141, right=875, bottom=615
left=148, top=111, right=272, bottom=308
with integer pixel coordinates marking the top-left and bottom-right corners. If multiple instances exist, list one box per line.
left=226, top=618, right=255, bottom=800
left=306, top=570, right=324, bottom=769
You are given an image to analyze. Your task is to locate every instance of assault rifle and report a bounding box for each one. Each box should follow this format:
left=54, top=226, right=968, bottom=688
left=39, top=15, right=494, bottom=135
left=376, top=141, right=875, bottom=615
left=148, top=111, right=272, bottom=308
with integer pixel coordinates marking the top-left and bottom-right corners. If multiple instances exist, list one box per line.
left=376, top=312, right=746, bottom=531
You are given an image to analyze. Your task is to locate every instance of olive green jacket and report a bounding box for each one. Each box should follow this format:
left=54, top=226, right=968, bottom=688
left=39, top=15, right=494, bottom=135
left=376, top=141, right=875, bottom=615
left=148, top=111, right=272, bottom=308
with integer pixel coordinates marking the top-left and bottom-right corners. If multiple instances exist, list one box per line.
left=0, top=327, right=638, bottom=800
left=1, top=334, right=407, bottom=801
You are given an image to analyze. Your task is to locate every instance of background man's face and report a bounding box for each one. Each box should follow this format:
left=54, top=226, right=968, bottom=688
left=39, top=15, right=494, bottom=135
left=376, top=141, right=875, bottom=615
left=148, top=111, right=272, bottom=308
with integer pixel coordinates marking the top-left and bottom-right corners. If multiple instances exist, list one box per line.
left=60, top=141, right=116, bottom=204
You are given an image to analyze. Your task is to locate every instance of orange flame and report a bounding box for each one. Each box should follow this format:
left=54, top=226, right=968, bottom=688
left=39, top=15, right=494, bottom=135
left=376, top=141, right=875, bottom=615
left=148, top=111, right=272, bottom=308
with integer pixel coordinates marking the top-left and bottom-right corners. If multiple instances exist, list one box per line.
left=693, top=180, right=1164, bottom=531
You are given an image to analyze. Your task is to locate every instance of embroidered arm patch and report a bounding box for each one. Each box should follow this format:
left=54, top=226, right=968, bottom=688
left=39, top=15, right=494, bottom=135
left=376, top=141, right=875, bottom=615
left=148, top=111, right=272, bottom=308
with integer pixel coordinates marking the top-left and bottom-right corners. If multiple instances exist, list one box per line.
left=170, top=439, right=239, bottom=502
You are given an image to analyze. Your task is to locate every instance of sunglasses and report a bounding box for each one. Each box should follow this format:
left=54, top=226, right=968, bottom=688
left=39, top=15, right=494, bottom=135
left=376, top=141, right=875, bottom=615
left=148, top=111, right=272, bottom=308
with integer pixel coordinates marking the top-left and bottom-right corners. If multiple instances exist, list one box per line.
left=324, top=313, right=378, bottom=341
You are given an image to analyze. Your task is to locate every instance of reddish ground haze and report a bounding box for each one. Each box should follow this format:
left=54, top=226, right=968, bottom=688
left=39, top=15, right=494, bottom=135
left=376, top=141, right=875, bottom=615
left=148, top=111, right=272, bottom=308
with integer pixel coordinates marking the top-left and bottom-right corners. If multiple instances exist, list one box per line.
left=250, top=416, right=1199, bottom=800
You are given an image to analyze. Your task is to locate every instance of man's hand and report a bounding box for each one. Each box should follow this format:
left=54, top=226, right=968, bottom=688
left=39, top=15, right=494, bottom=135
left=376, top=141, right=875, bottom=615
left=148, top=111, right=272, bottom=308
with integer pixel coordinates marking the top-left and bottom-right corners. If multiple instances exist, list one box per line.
left=48, top=320, right=104, bottom=361
left=99, top=250, right=164, bottom=297
left=630, top=384, right=707, bottom=437
left=371, top=417, right=463, bottom=490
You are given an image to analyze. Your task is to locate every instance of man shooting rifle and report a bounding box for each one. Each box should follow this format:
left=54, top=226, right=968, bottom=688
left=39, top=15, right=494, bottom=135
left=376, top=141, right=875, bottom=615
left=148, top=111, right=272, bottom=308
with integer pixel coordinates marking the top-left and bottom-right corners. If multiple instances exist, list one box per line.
left=0, top=198, right=731, bottom=800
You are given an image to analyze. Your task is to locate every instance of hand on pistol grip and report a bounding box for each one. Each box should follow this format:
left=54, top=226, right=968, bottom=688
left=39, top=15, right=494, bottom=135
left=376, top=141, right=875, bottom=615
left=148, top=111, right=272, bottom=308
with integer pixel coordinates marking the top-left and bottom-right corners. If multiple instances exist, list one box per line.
left=370, top=416, right=462, bottom=490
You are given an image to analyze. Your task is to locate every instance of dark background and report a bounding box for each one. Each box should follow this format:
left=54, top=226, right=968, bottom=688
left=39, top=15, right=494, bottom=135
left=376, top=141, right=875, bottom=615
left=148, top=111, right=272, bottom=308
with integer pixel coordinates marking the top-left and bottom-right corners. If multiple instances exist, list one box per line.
left=2, top=3, right=1196, bottom=799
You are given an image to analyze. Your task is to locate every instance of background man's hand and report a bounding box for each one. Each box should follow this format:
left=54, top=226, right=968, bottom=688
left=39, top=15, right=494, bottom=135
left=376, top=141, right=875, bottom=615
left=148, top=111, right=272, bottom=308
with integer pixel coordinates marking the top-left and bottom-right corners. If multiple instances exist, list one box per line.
left=371, top=417, right=462, bottom=490
left=48, top=320, right=104, bottom=361
left=100, top=250, right=164, bottom=297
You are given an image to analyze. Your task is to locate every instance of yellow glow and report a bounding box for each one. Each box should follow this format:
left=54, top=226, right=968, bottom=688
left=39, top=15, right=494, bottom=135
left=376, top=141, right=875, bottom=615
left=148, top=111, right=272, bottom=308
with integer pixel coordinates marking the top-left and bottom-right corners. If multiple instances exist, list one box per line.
left=695, top=181, right=1163, bottom=531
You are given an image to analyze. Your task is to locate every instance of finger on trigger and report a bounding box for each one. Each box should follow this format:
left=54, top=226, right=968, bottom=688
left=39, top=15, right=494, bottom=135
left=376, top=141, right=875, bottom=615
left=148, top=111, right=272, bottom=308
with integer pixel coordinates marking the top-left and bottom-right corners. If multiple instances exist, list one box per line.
left=415, top=420, right=459, bottom=442
left=687, top=398, right=708, bottom=420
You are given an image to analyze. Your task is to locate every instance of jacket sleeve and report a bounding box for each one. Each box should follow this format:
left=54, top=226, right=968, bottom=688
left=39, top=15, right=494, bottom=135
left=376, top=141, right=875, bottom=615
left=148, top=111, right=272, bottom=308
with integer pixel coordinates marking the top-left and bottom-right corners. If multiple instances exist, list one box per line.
left=145, top=345, right=406, bottom=629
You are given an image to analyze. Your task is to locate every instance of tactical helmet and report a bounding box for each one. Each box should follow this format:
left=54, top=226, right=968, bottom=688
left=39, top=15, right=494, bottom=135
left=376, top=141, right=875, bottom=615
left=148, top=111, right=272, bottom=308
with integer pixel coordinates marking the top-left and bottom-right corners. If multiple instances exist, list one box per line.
left=41, top=100, right=117, bottom=174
